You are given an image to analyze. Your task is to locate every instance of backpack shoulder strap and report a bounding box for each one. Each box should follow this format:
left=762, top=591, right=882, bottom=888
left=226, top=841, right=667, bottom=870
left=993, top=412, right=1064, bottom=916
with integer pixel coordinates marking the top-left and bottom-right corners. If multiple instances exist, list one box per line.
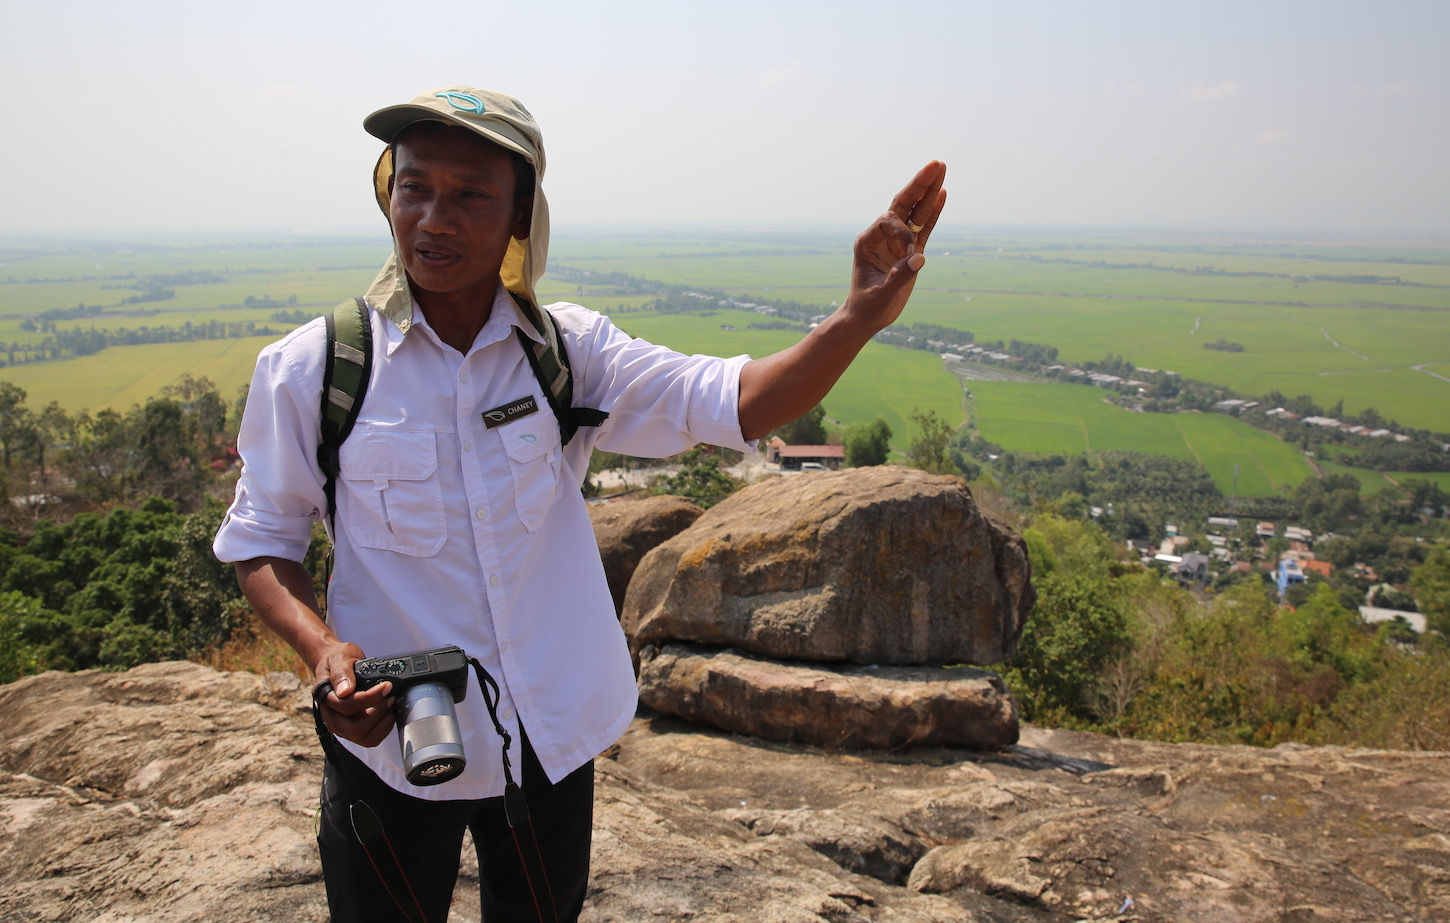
left=508, top=292, right=608, bottom=445
left=317, top=297, right=374, bottom=527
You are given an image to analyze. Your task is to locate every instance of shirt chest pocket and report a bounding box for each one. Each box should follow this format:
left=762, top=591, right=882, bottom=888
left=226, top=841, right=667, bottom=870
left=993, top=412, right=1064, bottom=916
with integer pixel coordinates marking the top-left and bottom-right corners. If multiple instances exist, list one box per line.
left=338, top=430, right=447, bottom=556
left=498, top=416, right=562, bottom=533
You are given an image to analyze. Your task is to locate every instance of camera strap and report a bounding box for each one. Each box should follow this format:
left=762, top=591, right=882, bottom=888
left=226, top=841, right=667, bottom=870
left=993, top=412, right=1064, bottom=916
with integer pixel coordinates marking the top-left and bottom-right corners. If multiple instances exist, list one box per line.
left=466, top=657, right=528, bottom=826
left=469, top=656, right=560, bottom=923
left=312, top=665, right=558, bottom=923
left=309, top=680, right=346, bottom=766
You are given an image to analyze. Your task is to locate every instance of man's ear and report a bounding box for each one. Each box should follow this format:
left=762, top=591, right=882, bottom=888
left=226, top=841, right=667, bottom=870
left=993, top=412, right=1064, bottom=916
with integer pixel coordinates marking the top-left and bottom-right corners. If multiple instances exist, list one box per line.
left=513, top=194, right=534, bottom=241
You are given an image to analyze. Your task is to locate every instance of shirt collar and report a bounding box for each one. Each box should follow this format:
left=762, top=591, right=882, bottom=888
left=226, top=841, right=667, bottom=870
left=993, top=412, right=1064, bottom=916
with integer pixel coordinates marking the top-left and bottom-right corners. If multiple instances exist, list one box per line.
left=381, top=282, right=542, bottom=357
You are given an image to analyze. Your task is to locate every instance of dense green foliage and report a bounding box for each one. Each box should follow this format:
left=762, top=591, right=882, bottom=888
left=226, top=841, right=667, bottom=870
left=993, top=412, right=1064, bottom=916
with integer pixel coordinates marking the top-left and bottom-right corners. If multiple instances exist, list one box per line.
left=842, top=418, right=892, bottom=467
left=770, top=404, right=828, bottom=446
left=1412, top=545, right=1450, bottom=635
left=649, top=447, right=742, bottom=509
left=906, top=410, right=955, bottom=475
left=996, top=515, right=1450, bottom=749
left=0, top=498, right=246, bottom=682
left=0, top=376, right=235, bottom=523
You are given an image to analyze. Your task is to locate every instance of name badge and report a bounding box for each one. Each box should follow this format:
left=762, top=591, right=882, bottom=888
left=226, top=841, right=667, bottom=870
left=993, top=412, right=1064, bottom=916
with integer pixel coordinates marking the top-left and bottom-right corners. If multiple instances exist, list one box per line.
left=482, top=395, right=540, bottom=429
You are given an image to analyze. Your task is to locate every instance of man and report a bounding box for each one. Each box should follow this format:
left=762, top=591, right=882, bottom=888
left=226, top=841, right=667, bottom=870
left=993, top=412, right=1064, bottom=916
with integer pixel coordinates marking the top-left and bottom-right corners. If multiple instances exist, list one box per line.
left=214, top=85, right=945, bottom=922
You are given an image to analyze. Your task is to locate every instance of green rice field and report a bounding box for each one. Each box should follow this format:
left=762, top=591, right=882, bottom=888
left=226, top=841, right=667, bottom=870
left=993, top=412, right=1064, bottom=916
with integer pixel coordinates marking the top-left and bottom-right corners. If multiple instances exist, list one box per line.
left=551, top=231, right=1450, bottom=432
left=1, top=231, right=1446, bottom=494
left=970, top=381, right=1314, bottom=496
left=0, top=336, right=279, bottom=411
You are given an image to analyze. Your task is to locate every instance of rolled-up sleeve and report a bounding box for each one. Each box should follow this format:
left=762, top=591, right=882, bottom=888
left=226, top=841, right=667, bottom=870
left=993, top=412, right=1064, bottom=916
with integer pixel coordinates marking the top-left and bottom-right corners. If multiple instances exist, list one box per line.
left=213, top=323, right=329, bottom=564
left=560, top=305, right=755, bottom=458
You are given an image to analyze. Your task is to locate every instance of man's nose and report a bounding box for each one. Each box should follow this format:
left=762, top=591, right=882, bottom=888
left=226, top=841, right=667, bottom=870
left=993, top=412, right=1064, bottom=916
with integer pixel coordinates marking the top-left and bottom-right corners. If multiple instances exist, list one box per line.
left=417, top=196, right=458, bottom=234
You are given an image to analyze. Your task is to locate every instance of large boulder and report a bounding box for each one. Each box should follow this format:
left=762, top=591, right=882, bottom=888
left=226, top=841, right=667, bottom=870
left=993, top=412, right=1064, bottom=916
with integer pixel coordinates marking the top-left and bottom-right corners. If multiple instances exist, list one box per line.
left=637, top=644, right=1019, bottom=750
left=588, top=494, right=703, bottom=615
left=623, top=467, right=1033, bottom=666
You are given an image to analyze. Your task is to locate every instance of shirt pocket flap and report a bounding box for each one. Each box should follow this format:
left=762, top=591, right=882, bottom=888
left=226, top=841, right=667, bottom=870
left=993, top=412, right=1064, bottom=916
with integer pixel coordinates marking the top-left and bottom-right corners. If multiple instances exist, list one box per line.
left=499, top=419, right=557, bottom=464
left=342, top=431, right=439, bottom=481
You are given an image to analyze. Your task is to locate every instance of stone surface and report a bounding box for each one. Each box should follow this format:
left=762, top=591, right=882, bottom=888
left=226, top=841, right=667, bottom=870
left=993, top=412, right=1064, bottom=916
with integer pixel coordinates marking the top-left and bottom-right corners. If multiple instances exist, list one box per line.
left=0, top=662, right=331, bottom=923
left=637, top=644, right=1019, bottom=750
left=622, top=467, right=1033, bottom=666
left=614, top=717, right=1450, bottom=922
left=6, top=663, right=1450, bottom=922
left=588, top=493, right=703, bottom=616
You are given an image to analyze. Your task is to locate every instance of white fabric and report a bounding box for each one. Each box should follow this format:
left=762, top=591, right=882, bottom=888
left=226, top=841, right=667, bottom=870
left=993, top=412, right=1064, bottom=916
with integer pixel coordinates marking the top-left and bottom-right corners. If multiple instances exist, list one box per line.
left=215, top=284, right=752, bottom=800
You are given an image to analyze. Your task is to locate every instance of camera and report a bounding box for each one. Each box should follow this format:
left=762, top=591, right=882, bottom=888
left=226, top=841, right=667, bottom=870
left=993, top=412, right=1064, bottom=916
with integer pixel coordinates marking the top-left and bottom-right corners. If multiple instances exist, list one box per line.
left=354, top=645, right=471, bottom=786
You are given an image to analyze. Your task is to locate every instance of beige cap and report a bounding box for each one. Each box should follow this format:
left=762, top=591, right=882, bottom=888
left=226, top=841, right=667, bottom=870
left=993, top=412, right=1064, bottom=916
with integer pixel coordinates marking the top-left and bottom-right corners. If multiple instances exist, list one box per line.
left=360, top=87, right=553, bottom=344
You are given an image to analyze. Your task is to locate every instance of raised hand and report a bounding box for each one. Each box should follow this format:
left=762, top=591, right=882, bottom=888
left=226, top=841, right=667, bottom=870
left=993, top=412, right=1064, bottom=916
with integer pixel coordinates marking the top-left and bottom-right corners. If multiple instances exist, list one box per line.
left=736, top=160, right=947, bottom=439
left=844, top=160, right=947, bottom=331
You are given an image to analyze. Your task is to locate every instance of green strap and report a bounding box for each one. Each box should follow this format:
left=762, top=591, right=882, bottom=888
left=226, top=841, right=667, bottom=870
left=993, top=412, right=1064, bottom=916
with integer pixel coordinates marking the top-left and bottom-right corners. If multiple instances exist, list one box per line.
left=509, top=290, right=569, bottom=401
left=508, top=291, right=608, bottom=445
left=318, top=297, right=373, bottom=529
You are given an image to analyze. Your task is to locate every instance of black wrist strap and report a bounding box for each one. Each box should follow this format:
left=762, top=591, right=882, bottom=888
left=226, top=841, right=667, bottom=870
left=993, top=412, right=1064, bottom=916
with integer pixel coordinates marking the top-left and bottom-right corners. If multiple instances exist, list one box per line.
left=468, top=657, right=531, bottom=828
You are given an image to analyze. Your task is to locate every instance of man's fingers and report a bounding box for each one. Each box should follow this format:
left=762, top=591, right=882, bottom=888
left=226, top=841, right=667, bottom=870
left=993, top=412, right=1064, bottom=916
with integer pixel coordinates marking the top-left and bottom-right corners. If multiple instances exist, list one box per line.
left=889, top=160, right=947, bottom=222
left=913, top=187, right=948, bottom=252
left=327, top=680, right=391, bottom=714
left=324, top=704, right=396, bottom=747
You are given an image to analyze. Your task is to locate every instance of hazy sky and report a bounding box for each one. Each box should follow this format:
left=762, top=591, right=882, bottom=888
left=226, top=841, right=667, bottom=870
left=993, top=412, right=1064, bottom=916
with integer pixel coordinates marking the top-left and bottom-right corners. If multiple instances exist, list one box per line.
left=4, top=0, right=1447, bottom=237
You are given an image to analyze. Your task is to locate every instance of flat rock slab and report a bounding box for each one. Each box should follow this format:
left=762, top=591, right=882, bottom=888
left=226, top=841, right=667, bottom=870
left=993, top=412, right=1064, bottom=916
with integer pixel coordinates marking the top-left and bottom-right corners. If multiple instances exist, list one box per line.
left=638, top=643, right=1019, bottom=750
left=5, top=664, right=1450, bottom=921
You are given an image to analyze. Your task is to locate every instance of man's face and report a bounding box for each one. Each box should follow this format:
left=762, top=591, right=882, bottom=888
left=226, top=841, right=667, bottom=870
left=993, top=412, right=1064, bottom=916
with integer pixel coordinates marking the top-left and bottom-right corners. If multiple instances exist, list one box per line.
left=388, top=123, right=532, bottom=310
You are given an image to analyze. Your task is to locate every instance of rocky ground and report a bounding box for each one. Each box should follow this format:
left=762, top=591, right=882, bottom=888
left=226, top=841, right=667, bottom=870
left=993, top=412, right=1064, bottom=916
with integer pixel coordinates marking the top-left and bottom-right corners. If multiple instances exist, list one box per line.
left=2, top=662, right=1448, bottom=922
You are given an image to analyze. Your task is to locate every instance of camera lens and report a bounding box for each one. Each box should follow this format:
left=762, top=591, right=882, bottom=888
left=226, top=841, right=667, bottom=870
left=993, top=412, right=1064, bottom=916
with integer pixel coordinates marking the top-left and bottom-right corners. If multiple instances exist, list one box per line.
left=396, top=681, right=466, bottom=786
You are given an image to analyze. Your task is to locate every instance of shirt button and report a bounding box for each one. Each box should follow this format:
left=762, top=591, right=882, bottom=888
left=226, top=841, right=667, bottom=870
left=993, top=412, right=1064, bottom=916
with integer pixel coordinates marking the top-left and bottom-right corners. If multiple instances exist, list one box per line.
left=463, top=441, right=473, bottom=452
left=489, top=575, right=500, bottom=587
left=475, top=508, right=487, bottom=520
left=459, top=372, right=470, bottom=383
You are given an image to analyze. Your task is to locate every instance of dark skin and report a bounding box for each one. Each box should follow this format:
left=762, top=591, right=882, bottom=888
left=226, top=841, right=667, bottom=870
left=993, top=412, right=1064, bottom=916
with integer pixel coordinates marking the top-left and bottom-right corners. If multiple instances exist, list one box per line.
left=737, top=160, right=946, bottom=438
left=387, top=122, right=534, bottom=351
left=236, top=123, right=947, bottom=746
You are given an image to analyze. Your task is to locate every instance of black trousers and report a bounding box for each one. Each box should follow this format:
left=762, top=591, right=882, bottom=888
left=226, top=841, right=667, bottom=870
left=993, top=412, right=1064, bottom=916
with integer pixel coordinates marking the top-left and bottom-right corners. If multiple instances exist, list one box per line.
left=317, top=734, right=594, bottom=923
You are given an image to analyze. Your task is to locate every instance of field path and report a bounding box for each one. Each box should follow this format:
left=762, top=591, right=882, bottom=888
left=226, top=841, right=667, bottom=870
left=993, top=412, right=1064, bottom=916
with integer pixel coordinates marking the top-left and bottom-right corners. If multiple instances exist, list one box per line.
left=1178, top=429, right=1205, bottom=466
left=1317, top=326, right=1374, bottom=362
left=1412, top=362, right=1450, bottom=385
left=1248, top=454, right=1279, bottom=491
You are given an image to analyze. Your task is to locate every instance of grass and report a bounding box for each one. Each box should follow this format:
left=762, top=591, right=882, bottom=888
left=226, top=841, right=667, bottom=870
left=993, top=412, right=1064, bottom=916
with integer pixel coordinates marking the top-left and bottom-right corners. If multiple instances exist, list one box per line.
left=1, top=230, right=1445, bottom=482
left=0, top=336, right=276, bottom=411
left=970, top=381, right=1313, bottom=496
left=545, top=233, right=1450, bottom=433
left=193, top=608, right=310, bottom=683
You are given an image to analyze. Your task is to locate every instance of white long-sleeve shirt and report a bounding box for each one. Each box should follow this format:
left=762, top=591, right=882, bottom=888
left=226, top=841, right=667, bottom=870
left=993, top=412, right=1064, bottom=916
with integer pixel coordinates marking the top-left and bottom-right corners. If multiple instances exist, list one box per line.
left=214, top=284, right=752, bottom=799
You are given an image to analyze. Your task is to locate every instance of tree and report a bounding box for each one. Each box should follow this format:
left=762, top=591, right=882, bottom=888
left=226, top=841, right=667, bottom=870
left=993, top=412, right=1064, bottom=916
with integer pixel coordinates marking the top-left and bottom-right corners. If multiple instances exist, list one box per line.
left=842, top=417, right=891, bottom=467
left=1412, top=543, right=1450, bottom=635
left=0, top=382, right=29, bottom=470
left=771, top=403, right=827, bottom=446
left=999, top=515, right=1129, bottom=724
left=1005, top=569, right=1129, bottom=723
left=907, top=408, right=956, bottom=475
left=0, top=590, right=52, bottom=683
left=653, top=447, right=740, bottom=508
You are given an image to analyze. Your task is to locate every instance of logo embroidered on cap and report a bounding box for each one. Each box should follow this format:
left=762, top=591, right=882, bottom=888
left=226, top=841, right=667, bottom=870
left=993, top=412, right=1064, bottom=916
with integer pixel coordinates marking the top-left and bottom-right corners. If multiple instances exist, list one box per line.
left=482, top=395, right=539, bottom=429
left=436, top=91, right=486, bottom=114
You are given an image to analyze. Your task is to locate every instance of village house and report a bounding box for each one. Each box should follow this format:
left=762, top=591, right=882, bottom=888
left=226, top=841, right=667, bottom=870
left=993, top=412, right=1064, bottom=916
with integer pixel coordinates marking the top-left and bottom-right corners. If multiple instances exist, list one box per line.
left=765, top=440, right=846, bottom=471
